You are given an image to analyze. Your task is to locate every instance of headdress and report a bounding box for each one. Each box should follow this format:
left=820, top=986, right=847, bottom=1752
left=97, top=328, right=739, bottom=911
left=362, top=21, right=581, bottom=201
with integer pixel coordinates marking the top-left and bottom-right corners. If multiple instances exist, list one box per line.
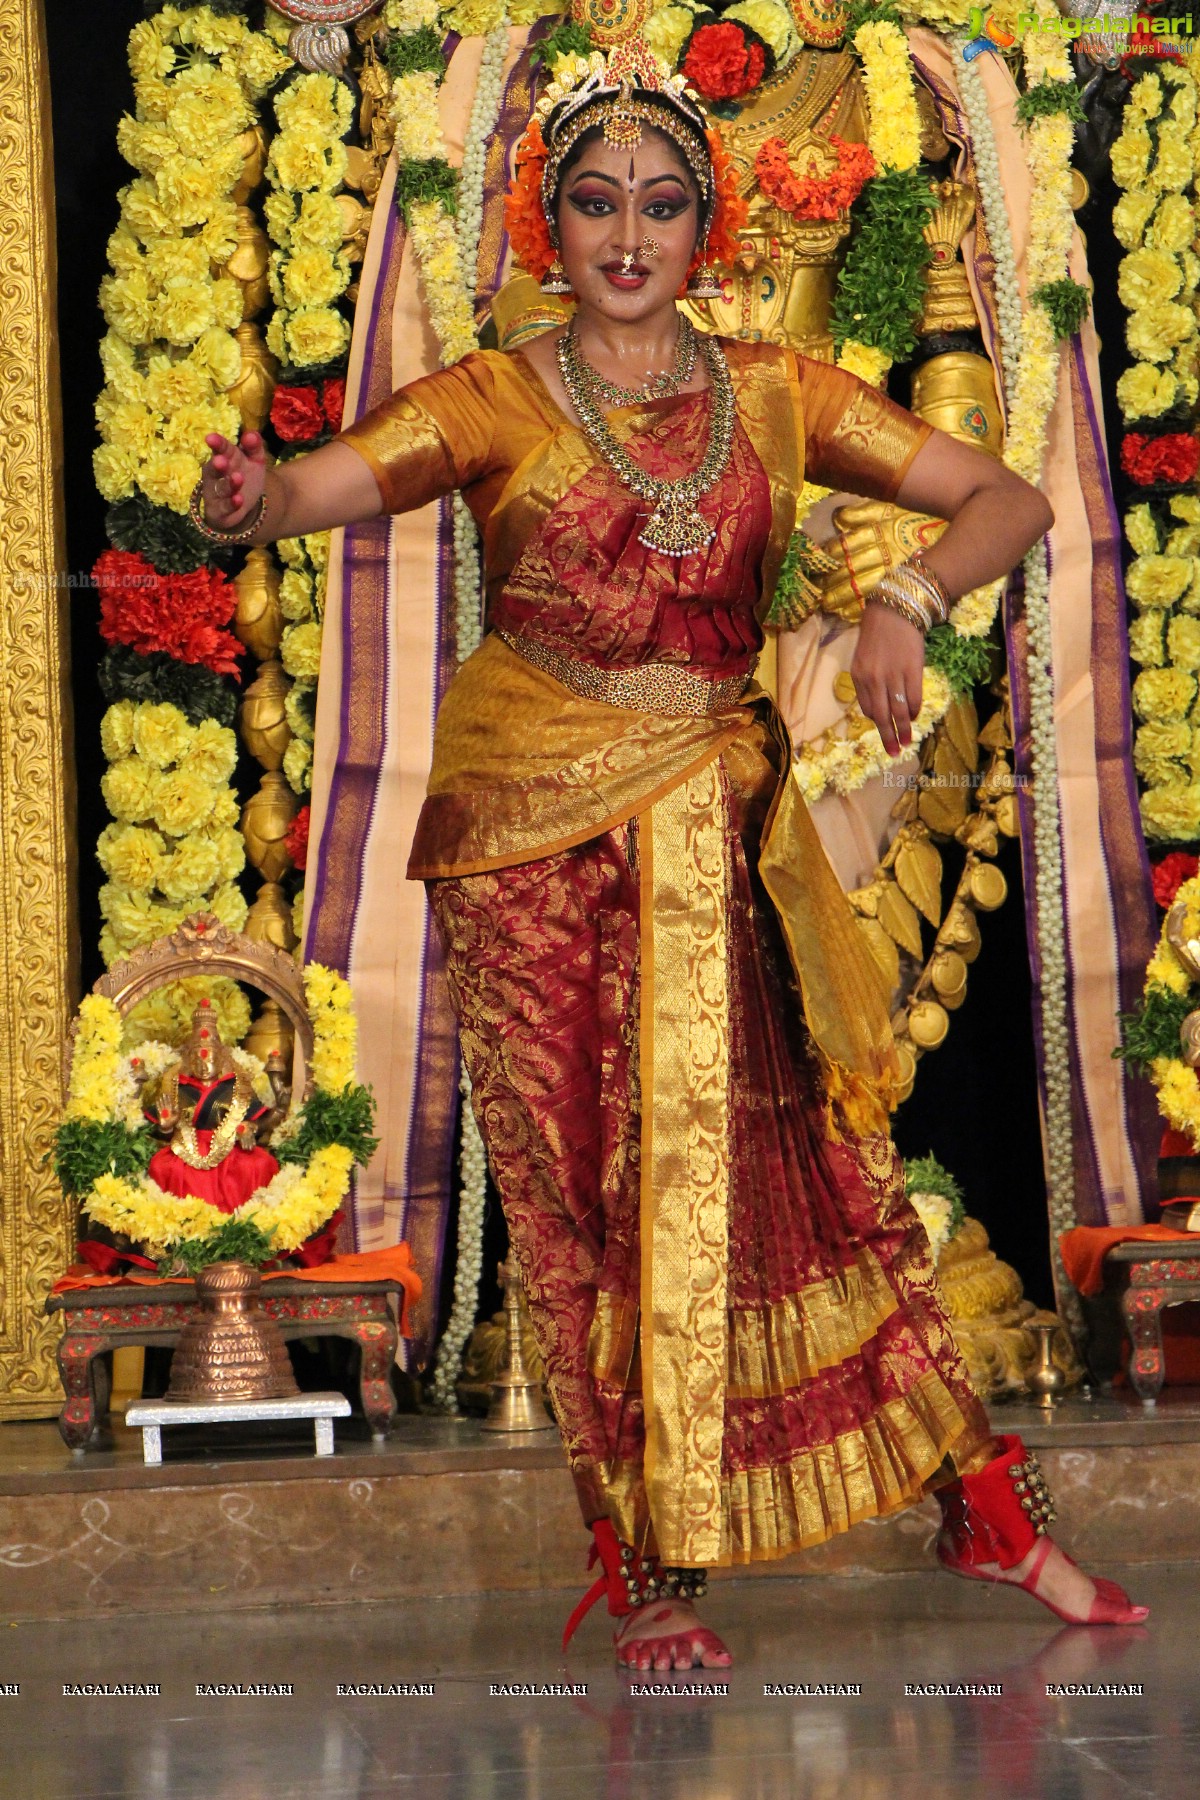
left=504, top=39, right=746, bottom=292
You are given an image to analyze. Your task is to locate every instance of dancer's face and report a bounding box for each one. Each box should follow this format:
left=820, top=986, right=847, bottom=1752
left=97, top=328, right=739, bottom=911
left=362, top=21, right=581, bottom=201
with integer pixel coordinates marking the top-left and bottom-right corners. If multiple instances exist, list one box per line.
left=555, top=127, right=702, bottom=324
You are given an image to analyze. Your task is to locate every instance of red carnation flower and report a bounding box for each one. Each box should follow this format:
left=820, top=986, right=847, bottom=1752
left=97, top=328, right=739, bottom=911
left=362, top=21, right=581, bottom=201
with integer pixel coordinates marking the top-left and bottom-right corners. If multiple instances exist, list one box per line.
left=322, top=378, right=346, bottom=433
left=682, top=23, right=765, bottom=102
left=1121, top=431, right=1200, bottom=487
left=271, top=384, right=325, bottom=444
left=1152, top=850, right=1199, bottom=908
left=93, top=549, right=243, bottom=679
left=285, top=804, right=310, bottom=873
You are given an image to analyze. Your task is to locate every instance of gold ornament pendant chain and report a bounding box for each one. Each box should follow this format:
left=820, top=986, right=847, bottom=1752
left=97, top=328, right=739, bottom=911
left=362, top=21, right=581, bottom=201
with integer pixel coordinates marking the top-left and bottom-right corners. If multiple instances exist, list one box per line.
left=173, top=1087, right=253, bottom=1170
left=557, top=323, right=735, bottom=558
left=567, top=314, right=698, bottom=407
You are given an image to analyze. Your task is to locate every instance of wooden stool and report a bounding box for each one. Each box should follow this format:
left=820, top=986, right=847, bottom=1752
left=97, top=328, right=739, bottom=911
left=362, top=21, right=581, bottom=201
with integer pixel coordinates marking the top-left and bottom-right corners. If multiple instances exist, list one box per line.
left=46, top=1277, right=404, bottom=1450
left=1097, top=1238, right=1200, bottom=1404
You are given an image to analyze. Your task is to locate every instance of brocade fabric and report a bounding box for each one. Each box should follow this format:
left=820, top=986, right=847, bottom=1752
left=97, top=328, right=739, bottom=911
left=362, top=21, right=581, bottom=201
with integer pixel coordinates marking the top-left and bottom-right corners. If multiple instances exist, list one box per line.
left=338, top=342, right=986, bottom=1565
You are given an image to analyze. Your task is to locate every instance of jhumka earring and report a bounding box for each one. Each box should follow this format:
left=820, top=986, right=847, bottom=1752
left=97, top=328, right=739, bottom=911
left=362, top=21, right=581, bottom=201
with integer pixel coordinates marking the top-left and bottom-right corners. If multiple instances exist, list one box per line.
left=685, top=232, right=722, bottom=301
left=541, top=252, right=572, bottom=297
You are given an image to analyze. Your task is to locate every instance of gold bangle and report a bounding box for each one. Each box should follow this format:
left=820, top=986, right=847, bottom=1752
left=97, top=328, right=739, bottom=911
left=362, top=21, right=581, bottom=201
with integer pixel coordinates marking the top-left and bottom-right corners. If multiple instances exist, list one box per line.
left=869, top=578, right=932, bottom=633
left=188, top=477, right=268, bottom=545
left=886, top=563, right=945, bottom=626
left=908, top=552, right=953, bottom=621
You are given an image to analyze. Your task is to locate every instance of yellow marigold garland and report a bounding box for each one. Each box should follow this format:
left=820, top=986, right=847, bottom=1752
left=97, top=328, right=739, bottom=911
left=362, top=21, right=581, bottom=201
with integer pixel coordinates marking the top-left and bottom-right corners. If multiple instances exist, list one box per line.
left=96, top=6, right=290, bottom=513
left=1113, top=54, right=1200, bottom=843
left=1136, top=875, right=1200, bottom=1148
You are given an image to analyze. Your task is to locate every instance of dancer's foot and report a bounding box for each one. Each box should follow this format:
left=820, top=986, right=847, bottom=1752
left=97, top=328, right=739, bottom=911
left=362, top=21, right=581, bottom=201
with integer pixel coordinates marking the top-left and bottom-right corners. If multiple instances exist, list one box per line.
left=613, top=1597, right=732, bottom=1672
left=937, top=1528, right=1149, bottom=1626
left=934, top=1434, right=1150, bottom=1628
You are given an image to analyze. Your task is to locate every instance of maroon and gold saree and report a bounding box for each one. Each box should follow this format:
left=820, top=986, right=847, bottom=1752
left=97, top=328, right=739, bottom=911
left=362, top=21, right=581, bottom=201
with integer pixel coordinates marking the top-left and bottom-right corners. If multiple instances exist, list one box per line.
left=339, top=339, right=992, bottom=1567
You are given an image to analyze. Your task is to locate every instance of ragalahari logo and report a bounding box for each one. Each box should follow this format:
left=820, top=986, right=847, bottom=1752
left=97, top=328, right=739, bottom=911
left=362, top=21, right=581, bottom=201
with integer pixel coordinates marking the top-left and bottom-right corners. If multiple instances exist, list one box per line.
left=963, top=9, right=1017, bottom=58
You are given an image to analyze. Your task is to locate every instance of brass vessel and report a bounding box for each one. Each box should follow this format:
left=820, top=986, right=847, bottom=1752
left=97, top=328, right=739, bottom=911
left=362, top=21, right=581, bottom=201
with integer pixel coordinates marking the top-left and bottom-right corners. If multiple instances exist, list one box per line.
left=166, top=1261, right=299, bottom=1402
left=234, top=552, right=285, bottom=663
left=241, top=770, right=299, bottom=884
left=480, top=1259, right=556, bottom=1433
left=239, top=657, right=293, bottom=771
left=1026, top=1321, right=1069, bottom=1408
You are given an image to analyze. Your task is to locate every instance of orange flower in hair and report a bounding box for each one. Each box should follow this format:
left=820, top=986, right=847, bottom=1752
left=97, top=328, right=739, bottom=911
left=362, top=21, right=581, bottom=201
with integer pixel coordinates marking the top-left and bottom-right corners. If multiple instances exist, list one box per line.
left=504, top=116, right=555, bottom=285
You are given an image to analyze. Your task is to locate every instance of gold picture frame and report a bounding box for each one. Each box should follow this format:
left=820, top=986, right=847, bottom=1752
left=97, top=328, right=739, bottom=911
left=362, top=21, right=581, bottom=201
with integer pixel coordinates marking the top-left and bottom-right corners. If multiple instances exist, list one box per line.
left=0, top=0, right=80, bottom=1418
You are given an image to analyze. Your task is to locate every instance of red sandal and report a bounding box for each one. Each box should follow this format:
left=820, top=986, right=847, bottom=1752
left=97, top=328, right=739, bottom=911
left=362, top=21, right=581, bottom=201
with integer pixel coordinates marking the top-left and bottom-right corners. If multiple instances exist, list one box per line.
left=562, top=1520, right=730, bottom=1667
left=935, top=1434, right=1149, bottom=1627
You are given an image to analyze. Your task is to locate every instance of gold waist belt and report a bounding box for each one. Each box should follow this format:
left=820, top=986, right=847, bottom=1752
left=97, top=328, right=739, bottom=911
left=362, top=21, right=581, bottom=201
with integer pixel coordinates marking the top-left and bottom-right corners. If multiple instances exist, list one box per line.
left=497, top=630, right=753, bottom=717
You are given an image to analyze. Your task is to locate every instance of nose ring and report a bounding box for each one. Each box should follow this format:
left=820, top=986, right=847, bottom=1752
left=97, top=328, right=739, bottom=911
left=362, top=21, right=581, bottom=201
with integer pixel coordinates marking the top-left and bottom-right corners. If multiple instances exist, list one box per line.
left=641, top=236, right=660, bottom=258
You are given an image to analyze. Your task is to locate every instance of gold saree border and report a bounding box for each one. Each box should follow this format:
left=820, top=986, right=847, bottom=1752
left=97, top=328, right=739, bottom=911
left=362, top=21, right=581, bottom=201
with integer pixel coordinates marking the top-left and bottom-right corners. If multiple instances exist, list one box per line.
left=726, top=1247, right=900, bottom=1398
left=640, top=763, right=731, bottom=1567
left=588, top=1245, right=900, bottom=1399
left=720, top=1367, right=969, bottom=1564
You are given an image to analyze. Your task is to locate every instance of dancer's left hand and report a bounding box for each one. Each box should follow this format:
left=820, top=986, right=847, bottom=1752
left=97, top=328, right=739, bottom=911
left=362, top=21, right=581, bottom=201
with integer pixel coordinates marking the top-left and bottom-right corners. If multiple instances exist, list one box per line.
left=851, top=600, right=926, bottom=758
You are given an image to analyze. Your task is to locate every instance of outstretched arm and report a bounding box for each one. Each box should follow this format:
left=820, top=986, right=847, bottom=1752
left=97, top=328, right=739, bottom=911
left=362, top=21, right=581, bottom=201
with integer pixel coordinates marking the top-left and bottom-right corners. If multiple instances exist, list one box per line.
left=200, top=429, right=384, bottom=542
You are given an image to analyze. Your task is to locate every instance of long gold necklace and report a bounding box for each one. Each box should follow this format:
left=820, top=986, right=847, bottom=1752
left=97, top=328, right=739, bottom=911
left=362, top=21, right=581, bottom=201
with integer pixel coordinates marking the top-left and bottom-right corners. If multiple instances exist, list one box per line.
left=568, top=315, right=698, bottom=407
left=171, top=1077, right=253, bottom=1170
left=557, top=325, right=736, bottom=558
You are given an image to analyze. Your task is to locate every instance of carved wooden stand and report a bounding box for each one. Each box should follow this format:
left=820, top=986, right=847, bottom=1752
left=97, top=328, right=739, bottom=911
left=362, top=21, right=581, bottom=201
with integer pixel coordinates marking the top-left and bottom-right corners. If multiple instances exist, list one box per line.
left=1096, top=1239, right=1200, bottom=1404
left=46, top=1278, right=403, bottom=1450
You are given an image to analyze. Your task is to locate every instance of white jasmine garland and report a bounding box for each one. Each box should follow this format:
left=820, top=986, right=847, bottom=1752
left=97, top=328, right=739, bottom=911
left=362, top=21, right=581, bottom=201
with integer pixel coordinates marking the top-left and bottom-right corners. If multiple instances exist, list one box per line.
left=405, top=16, right=510, bottom=1407
left=956, top=35, right=1081, bottom=1318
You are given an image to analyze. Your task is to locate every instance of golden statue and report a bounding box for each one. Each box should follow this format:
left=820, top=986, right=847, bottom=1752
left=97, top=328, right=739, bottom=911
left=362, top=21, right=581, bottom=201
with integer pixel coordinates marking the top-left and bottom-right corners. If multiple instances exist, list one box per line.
left=143, top=1000, right=288, bottom=1211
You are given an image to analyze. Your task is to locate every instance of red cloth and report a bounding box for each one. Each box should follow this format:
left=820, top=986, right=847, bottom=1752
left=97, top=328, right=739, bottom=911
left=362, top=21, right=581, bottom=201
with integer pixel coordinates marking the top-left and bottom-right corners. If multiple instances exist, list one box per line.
left=491, top=392, right=769, bottom=681
left=429, top=714, right=991, bottom=1545
left=1058, top=1224, right=1199, bottom=1296
left=51, top=1245, right=422, bottom=1336
left=148, top=1137, right=281, bottom=1211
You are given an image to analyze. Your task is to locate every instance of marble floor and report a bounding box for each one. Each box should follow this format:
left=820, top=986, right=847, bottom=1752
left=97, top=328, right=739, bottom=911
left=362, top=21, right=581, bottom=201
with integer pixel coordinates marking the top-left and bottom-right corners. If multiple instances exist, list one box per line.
left=0, top=1562, right=1193, bottom=1800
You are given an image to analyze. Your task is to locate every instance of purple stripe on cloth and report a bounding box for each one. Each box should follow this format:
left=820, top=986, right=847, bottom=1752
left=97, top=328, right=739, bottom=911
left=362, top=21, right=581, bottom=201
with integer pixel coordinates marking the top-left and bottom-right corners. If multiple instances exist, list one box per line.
left=304, top=193, right=402, bottom=974
left=398, top=494, right=466, bottom=1365
left=361, top=198, right=401, bottom=408
left=1070, top=335, right=1161, bottom=1218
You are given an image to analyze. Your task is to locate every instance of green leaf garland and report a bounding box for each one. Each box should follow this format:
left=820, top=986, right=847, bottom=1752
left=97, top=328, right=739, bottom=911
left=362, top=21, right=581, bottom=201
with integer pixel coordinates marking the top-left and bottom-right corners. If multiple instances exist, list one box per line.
left=829, top=169, right=936, bottom=364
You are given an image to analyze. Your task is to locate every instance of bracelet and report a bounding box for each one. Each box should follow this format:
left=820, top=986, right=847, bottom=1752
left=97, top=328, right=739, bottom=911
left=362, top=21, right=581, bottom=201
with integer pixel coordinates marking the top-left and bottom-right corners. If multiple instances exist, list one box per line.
left=189, top=476, right=267, bottom=546
left=907, top=551, right=954, bottom=622
left=869, top=577, right=932, bottom=634
left=887, top=563, right=948, bottom=627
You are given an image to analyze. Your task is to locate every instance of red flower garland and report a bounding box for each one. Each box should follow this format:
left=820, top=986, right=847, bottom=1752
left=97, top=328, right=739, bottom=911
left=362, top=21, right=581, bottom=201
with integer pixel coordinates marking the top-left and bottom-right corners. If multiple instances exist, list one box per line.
left=323, top=378, right=346, bottom=433
left=681, top=23, right=765, bottom=102
left=271, top=384, right=325, bottom=443
left=93, top=549, right=243, bottom=679
left=285, top=803, right=310, bottom=873
left=1121, top=432, right=1200, bottom=486
left=754, top=133, right=876, bottom=222
left=1152, top=849, right=1199, bottom=908
left=271, top=378, right=346, bottom=443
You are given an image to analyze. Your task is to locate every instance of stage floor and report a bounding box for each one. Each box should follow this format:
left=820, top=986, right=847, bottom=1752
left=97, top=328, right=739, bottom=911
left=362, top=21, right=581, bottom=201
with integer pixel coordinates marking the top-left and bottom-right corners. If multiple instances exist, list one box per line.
left=4, top=1390, right=1200, bottom=1620
left=0, top=1562, right=1188, bottom=1799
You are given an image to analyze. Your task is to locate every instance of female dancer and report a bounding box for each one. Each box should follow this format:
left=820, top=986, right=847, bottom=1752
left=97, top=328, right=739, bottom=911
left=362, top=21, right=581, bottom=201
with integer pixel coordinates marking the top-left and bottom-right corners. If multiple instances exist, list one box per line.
left=194, top=47, right=1148, bottom=1669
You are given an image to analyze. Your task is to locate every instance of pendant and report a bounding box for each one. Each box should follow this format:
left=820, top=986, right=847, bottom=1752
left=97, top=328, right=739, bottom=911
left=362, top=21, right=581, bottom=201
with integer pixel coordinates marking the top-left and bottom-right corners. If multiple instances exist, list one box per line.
left=638, top=497, right=715, bottom=558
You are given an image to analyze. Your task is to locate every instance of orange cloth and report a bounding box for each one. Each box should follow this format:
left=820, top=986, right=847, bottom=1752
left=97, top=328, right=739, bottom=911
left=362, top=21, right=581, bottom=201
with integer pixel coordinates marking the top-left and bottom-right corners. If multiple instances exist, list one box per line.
left=51, top=1245, right=422, bottom=1335
left=1058, top=1224, right=1198, bottom=1297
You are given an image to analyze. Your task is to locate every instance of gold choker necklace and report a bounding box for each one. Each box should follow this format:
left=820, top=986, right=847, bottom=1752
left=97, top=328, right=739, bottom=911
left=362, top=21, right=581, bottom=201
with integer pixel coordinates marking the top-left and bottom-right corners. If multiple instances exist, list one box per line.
left=557, top=326, right=735, bottom=558
left=567, top=316, right=698, bottom=407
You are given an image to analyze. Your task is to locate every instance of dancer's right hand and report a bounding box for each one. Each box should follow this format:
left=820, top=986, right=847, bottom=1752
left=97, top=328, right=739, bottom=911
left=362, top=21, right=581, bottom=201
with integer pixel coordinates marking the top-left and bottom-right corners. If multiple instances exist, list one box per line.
left=202, top=429, right=268, bottom=529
